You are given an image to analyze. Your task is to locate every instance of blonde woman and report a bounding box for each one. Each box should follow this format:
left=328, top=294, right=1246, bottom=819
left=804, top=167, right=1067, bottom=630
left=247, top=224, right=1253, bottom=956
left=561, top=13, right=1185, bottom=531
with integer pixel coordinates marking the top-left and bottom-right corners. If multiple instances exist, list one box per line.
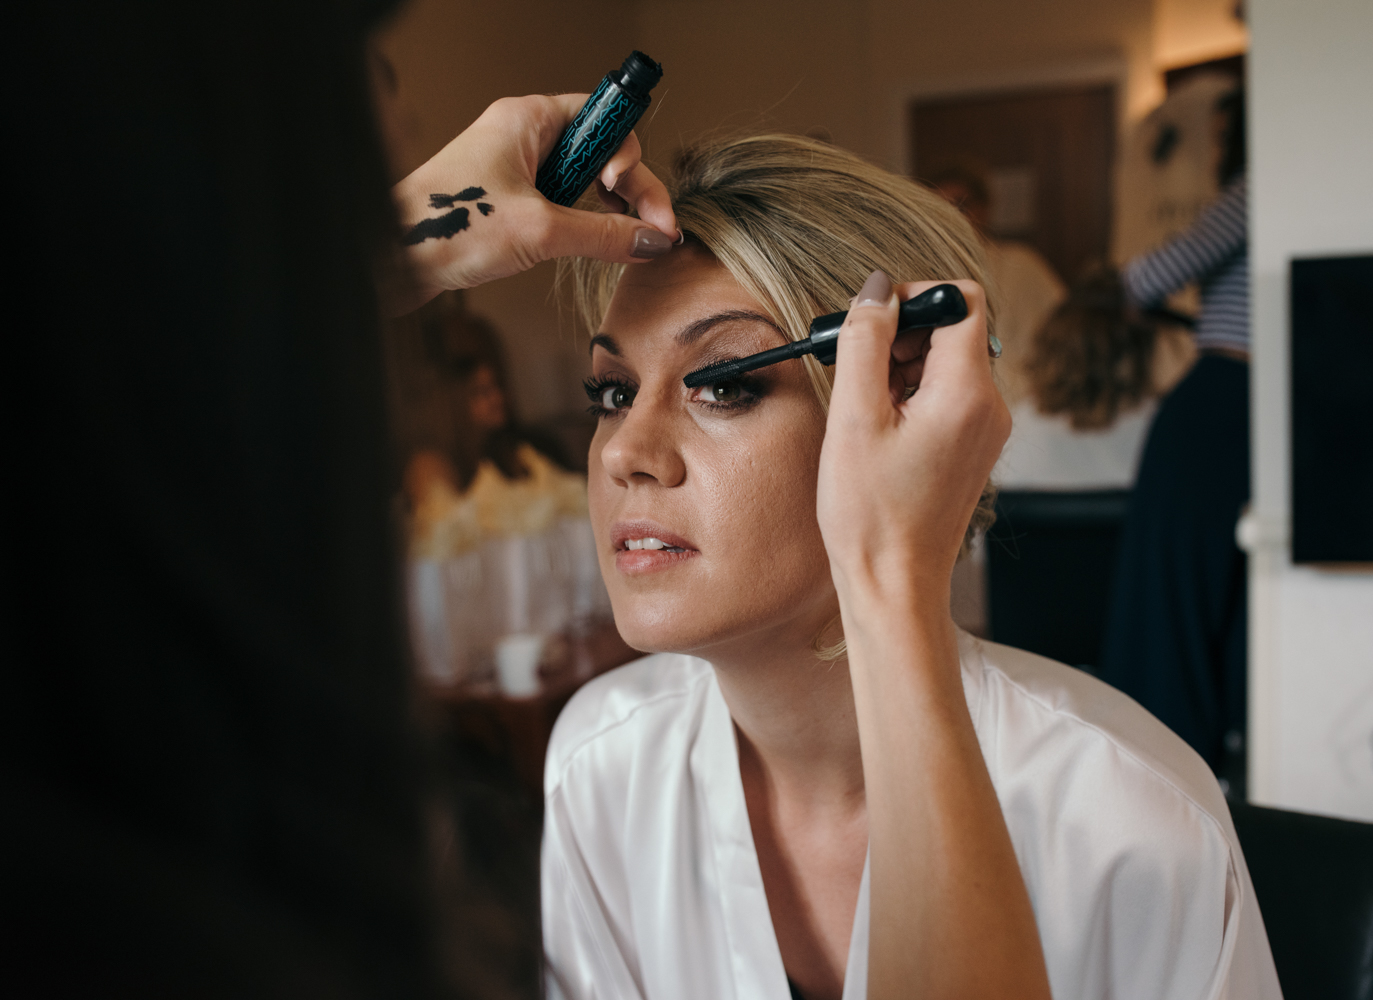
left=541, top=136, right=1279, bottom=1000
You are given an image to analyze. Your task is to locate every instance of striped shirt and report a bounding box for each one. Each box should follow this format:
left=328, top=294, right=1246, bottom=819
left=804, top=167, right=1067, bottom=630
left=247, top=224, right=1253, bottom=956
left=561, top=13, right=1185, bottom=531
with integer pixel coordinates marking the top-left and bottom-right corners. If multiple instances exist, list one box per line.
left=1124, top=176, right=1249, bottom=354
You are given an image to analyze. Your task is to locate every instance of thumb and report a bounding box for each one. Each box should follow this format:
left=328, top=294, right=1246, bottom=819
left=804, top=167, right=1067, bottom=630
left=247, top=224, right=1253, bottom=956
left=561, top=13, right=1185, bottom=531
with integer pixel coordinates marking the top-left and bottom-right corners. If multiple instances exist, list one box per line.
left=829, top=269, right=899, bottom=425
left=536, top=203, right=676, bottom=264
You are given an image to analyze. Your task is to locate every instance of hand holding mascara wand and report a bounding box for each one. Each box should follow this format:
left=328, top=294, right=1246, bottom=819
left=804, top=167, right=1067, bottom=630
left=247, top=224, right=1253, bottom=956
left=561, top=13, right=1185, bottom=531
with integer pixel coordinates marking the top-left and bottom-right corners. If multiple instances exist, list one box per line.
left=683, top=283, right=994, bottom=389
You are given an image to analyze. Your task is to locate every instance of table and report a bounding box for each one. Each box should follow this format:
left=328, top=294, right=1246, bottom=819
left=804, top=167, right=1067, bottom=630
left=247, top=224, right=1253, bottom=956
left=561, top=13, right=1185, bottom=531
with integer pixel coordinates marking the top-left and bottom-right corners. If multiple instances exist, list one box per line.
left=424, top=621, right=639, bottom=797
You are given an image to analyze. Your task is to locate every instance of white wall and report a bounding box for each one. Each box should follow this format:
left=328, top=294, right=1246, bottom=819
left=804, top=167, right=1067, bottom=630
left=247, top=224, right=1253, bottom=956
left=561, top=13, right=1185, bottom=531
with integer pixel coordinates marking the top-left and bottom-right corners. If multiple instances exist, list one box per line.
left=868, top=0, right=1157, bottom=172
left=1246, top=0, right=1373, bottom=822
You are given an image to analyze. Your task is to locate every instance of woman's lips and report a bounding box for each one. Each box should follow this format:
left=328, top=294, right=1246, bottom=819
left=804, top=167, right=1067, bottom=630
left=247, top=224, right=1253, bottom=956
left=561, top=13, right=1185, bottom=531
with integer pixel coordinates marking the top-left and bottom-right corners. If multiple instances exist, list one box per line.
left=611, top=521, right=699, bottom=576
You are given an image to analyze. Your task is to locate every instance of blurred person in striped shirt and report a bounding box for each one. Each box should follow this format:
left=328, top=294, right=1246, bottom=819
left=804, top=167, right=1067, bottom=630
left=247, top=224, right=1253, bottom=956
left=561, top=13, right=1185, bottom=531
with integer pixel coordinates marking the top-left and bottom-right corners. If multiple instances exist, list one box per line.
left=1100, top=86, right=1251, bottom=799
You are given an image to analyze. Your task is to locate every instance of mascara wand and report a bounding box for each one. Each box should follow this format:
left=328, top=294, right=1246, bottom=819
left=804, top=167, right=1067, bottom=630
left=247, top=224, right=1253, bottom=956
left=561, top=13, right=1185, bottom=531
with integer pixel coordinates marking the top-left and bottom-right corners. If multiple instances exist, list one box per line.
left=683, top=283, right=969, bottom=388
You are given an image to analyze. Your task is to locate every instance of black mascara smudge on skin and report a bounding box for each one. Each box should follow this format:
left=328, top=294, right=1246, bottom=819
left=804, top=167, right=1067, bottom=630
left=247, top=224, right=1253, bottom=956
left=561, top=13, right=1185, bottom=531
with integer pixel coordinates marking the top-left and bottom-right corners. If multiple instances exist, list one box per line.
left=477, top=202, right=494, bottom=216
left=402, top=207, right=470, bottom=245
left=428, top=187, right=487, bottom=209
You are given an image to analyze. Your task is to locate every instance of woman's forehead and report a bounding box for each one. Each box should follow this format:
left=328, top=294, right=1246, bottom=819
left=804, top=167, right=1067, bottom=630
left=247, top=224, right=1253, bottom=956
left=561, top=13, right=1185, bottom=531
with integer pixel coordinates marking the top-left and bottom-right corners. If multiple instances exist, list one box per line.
left=605, top=249, right=759, bottom=330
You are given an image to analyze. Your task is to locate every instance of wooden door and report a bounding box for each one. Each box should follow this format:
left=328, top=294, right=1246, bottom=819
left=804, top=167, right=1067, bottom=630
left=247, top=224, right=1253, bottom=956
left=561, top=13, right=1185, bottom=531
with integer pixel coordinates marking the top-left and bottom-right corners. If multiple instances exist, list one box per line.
left=910, top=84, right=1116, bottom=285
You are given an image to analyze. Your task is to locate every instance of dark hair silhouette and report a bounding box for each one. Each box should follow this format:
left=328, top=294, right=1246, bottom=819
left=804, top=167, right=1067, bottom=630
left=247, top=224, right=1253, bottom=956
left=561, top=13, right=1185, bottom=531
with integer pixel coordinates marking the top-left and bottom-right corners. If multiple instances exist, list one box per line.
left=2, top=2, right=506, bottom=996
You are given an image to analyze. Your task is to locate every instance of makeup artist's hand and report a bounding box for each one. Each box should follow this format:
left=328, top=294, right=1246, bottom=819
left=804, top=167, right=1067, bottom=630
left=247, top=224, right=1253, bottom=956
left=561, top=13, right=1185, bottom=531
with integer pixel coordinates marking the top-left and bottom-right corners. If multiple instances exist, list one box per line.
left=817, top=270, right=1009, bottom=599
left=816, top=271, right=1048, bottom=1000
left=384, top=94, right=678, bottom=315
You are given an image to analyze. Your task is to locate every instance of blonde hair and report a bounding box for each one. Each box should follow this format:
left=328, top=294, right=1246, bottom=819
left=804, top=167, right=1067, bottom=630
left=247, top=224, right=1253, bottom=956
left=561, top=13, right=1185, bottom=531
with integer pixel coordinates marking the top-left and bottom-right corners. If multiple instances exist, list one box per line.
left=563, top=134, right=999, bottom=655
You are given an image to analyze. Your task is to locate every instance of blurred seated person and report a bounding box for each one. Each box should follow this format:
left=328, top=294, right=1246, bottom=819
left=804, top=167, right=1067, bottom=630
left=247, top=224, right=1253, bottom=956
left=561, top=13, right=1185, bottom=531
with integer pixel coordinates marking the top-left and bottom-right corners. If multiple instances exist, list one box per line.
left=953, top=267, right=1163, bottom=635
left=931, top=163, right=1066, bottom=409
left=995, top=266, right=1160, bottom=491
left=403, top=310, right=587, bottom=559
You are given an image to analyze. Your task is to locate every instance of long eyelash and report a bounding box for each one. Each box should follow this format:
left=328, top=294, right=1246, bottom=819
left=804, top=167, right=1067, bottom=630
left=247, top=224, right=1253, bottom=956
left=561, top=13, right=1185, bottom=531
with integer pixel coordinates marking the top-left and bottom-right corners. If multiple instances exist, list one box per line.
left=583, top=374, right=635, bottom=417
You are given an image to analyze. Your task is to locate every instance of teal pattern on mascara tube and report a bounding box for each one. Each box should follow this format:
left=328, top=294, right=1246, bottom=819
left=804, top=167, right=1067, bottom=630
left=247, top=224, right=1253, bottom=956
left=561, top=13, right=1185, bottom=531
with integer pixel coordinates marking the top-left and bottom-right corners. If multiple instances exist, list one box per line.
left=536, top=51, right=663, bottom=207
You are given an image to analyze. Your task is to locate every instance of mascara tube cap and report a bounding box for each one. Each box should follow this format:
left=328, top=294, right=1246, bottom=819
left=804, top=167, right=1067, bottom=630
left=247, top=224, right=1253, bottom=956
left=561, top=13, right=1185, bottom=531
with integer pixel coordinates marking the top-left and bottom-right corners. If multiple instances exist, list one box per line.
left=615, top=51, right=663, bottom=103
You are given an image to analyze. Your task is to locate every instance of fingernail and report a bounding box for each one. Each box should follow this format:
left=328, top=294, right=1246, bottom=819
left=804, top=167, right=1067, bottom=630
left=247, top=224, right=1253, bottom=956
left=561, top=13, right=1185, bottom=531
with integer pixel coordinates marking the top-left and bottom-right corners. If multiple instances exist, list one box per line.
left=631, top=229, right=673, bottom=259
left=853, top=269, right=893, bottom=308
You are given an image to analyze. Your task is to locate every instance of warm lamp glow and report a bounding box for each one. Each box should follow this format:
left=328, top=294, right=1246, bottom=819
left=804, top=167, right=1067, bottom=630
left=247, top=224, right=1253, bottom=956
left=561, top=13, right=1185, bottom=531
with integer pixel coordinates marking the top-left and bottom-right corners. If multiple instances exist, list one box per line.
left=1155, top=0, right=1248, bottom=70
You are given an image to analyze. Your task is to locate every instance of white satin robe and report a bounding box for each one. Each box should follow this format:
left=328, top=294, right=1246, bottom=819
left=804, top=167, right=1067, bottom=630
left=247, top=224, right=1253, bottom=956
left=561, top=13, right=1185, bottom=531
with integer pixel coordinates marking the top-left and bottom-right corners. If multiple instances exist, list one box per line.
left=541, top=631, right=1282, bottom=1000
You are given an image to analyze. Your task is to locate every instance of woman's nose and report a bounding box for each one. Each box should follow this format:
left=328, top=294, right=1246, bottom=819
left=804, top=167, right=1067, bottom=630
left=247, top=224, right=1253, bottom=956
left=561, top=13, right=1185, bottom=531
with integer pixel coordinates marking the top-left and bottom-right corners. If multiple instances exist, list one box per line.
left=597, top=401, right=686, bottom=489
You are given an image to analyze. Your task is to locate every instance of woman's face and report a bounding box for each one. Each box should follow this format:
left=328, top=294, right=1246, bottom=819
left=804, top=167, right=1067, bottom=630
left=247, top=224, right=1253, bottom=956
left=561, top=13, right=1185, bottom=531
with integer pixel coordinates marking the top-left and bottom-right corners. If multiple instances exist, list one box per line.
left=587, top=248, right=837, bottom=657
left=465, top=364, right=507, bottom=432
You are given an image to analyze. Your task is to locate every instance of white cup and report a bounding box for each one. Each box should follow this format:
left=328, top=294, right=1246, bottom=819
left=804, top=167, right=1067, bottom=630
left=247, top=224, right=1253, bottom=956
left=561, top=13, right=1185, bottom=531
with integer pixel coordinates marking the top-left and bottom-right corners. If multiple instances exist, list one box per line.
left=495, top=633, right=544, bottom=697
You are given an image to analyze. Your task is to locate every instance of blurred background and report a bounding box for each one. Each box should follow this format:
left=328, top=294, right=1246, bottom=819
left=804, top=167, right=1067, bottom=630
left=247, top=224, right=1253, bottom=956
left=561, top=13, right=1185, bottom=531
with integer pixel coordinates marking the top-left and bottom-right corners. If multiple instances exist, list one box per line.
left=373, top=0, right=1246, bottom=429
left=364, top=2, right=1369, bottom=994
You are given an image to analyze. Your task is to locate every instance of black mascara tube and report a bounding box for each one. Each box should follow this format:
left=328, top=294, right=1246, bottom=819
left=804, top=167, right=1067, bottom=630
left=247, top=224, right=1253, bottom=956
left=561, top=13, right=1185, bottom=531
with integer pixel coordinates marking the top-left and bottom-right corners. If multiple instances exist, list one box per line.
left=535, top=51, right=664, bottom=207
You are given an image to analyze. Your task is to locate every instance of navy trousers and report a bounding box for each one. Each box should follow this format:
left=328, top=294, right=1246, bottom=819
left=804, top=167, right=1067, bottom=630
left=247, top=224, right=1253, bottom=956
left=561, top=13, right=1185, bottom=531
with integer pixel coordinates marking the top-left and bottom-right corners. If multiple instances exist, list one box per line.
left=1100, top=355, right=1250, bottom=774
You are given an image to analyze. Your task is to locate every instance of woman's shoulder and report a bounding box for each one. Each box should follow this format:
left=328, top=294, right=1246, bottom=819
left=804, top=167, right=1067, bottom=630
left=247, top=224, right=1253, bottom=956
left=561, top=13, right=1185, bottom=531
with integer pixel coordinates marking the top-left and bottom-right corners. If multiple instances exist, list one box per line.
left=545, top=652, right=715, bottom=795
left=960, top=631, right=1232, bottom=836
left=958, top=635, right=1279, bottom=997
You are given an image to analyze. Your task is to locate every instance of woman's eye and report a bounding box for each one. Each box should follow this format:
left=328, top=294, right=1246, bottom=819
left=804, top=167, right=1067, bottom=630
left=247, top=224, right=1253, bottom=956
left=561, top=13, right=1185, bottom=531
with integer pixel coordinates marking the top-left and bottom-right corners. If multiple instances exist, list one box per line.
left=700, top=381, right=743, bottom=404
left=582, top=376, right=637, bottom=416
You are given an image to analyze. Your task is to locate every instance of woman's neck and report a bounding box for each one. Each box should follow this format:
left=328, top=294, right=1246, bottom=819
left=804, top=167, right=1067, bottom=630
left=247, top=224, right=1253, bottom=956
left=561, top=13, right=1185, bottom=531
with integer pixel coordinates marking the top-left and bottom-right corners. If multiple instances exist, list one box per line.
left=708, top=624, right=866, bottom=809
left=709, top=617, right=870, bottom=1000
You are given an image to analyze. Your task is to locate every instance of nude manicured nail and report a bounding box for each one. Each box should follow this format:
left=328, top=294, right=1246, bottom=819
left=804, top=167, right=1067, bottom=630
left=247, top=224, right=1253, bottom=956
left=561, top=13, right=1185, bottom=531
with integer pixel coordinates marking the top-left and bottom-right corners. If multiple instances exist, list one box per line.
left=631, top=229, right=674, bottom=259
left=853, top=269, right=893, bottom=308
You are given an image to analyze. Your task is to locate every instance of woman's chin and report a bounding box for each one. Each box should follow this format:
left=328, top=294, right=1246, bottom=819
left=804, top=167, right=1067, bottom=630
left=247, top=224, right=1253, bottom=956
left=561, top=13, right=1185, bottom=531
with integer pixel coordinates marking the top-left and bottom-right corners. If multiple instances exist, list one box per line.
left=607, top=581, right=839, bottom=661
left=609, top=602, right=733, bottom=658
left=611, top=617, right=698, bottom=657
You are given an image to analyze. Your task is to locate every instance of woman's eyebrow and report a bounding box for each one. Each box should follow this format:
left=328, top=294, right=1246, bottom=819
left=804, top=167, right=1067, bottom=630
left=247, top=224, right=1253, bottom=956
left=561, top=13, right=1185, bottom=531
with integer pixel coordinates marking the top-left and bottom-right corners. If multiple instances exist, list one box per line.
left=589, top=334, right=619, bottom=356
left=590, top=311, right=786, bottom=357
left=675, top=310, right=787, bottom=347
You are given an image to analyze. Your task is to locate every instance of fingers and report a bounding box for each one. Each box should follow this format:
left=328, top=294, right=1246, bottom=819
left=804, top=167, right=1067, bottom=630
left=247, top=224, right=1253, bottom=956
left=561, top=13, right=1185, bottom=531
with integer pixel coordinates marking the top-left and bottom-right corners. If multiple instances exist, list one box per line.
left=540, top=104, right=678, bottom=238
left=517, top=97, right=678, bottom=266
left=888, top=281, right=991, bottom=398
left=894, top=279, right=1011, bottom=456
left=594, top=177, right=629, bottom=213
left=479, top=93, right=591, bottom=162
left=894, top=357, right=924, bottom=390
left=891, top=327, right=932, bottom=365
left=829, top=275, right=999, bottom=436
left=543, top=93, right=592, bottom=155
left=607, top=161, right=679, bottom=238
left=533, top=203, right=675, bottom=264
left=829, top=269, right=900, bottom=426
left=894, top=280, right=989, bottom=365
left=600, top=130, right=643, bottom=190
left=603, top=134, right=679, bottom=240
